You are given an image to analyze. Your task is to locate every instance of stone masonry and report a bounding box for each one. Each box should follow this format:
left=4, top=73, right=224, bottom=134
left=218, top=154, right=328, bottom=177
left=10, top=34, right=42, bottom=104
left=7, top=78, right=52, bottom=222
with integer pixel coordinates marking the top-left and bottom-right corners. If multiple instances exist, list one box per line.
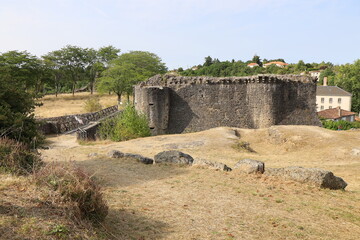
left=134, top=74, right=320, bottom=135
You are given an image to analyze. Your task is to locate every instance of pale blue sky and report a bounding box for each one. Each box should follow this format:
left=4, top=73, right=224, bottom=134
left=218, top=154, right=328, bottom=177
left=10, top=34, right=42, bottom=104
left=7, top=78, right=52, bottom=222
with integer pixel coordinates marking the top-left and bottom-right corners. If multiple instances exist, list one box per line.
left=0, top=0, right=359, bottom=69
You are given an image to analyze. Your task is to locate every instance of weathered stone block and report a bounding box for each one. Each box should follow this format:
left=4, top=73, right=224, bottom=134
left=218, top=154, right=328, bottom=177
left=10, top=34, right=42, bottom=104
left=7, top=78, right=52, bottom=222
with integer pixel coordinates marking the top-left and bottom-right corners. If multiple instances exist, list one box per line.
left=107, top=150, right=124, bottom=158
left=124, top=153, right=154, bottom=164
left=233, top=159, right=265, bottom=174
left=264, top=166, right=347, bottom=190
left=154, top=150, right=194, bottom=165
left=193, top=158, right=232, bottom=171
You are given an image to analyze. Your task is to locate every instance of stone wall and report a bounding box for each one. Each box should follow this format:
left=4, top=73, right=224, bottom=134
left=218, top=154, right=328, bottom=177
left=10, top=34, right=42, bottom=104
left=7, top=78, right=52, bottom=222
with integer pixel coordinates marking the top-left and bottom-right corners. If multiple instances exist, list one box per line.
left=38, top=105, right=118, bottom=134
left=135, top=74, right=320, bottom=135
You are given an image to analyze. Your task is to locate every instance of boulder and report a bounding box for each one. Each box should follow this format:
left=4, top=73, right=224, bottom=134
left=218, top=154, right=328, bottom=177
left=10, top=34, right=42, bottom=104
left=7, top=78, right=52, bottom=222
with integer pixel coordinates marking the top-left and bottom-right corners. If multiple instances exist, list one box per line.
left=193, top=158, right=232, bottom=171
left=154, top=150, right=194, bottom=165
left=107, top=150, right=124, bottom=158
left=233, top=159, right=265, bottom=174
left=124, top=153, right=154, bottom=164
left=264, top=166, right=347, bottom=190
left=88, top=152, right=98, bottom=157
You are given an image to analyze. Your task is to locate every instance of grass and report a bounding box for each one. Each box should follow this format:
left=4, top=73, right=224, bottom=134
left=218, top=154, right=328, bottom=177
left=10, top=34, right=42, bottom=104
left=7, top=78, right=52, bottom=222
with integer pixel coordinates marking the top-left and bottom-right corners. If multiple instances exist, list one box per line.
left=39, top=125, right=360, bottom=239
left=34, top=92, right=120, bottom=118
left=0, top=173, right=108, bottom=240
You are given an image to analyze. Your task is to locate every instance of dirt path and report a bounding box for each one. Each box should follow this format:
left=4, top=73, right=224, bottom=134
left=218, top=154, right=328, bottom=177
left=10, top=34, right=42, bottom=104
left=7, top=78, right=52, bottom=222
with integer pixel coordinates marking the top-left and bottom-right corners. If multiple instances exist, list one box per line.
left=40, top=126, right=360, bottom=239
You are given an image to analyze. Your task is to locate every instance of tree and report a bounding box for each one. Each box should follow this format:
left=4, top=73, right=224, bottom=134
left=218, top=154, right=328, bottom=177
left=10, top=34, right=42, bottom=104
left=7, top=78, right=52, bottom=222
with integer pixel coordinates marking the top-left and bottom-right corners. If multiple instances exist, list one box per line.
left=204, top=56, right=213, bottom=67
left=44, top=45, right=91, bottom=96
left=97, top=51, right=167, bottom=104
left=252, top=55, right=262, bottom=66
left=97, top=63, right=138, bottom=104
left=0, top=51, right=42, bottom=144
left=334, top=60, right=360, bottom=113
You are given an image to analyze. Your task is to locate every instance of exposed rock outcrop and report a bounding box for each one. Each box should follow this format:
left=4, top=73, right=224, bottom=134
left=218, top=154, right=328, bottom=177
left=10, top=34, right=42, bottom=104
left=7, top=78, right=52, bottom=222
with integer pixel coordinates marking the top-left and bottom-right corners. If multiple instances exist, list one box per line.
left=264, top=166, right=347, bottom=190
left=154, top=150, right=194, bottom=165
left=233, top=159, right=265, bottom=174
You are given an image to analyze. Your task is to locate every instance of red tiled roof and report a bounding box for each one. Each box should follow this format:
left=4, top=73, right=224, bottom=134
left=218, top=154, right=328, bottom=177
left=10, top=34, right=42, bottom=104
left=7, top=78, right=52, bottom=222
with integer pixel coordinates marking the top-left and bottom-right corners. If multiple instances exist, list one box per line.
left=317, top=107, right=356, bottom=119
left=247, top=63, right=259, bottom=66
left=264, top=61, right=288, bottom=66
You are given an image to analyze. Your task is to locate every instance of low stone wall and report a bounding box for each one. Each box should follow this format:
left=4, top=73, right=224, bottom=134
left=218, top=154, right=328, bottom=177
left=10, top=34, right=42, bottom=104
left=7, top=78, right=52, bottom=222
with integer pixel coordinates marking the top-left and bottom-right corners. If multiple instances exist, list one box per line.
left=38, top=105, right=118, bottom=135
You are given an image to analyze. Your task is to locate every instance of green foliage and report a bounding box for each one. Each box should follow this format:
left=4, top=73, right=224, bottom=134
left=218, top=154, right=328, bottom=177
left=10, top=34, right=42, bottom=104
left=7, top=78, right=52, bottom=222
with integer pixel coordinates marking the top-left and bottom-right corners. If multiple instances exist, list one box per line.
left=0, top=138, right=42, bottom=175
left=83, top=98, right=103, bottom=112
left=321, top=120, right=360, bottom=130
left=99, top=104, right=151, bottom=141
left=97, top=51, right=167, bottom=102
left=333, top=59, right=360, bottom=113
left=35, top=162, right=108, bottom=222
left=0, top=51, right=43, bottom=145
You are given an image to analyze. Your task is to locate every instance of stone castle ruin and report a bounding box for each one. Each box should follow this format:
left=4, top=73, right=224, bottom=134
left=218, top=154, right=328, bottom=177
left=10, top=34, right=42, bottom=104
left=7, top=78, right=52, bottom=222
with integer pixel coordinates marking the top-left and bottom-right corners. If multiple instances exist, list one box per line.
left=134, top=74, right=320, bottom=135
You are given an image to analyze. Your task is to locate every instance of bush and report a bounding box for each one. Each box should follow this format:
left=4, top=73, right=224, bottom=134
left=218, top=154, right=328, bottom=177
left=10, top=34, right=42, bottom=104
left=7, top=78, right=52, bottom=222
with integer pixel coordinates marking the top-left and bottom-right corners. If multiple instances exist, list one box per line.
left=321, top=119, right=360, bottom=130
left=34, top=162, right=108, bottom=222
left=99, top=104, right=151, bottom=141
left=83, top=98, right=103, bottom=112
left=0, top=138, right=42, bottom=175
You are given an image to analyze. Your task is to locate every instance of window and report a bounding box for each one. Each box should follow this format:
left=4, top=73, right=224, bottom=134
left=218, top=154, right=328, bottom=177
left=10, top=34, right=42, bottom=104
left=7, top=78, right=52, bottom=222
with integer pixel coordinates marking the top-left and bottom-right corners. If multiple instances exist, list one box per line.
left=338, top=98, right=342, bottom=104
left=321, top=106, right=324, bottom=110
left=329, top=98, right=333, bottom=104
left=321, top=98, right=324, bottom=103
left=329, top=106, right=332, bottom=109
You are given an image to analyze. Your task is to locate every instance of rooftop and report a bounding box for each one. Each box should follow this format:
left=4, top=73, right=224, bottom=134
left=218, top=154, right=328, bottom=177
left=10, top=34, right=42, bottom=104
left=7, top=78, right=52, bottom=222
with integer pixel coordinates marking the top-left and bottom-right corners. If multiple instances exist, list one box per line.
left=316, top=86, right=352, bottom=96
left=317, top=107, right=356, bottom=119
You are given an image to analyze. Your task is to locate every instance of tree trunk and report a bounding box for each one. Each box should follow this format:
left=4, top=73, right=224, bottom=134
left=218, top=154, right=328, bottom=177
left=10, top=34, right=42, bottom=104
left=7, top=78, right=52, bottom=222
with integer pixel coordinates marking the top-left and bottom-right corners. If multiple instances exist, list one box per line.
left=72, top=82, right=75, bottom=96
left=117, top=94, right=122, bottom=105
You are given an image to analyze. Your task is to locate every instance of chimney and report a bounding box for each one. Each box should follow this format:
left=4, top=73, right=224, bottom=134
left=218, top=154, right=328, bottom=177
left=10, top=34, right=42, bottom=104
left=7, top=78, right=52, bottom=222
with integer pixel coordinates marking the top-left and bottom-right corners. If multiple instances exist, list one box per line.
left=337, top=106, right=341, bottom=117
left=323, top=77, right=328, bottom=86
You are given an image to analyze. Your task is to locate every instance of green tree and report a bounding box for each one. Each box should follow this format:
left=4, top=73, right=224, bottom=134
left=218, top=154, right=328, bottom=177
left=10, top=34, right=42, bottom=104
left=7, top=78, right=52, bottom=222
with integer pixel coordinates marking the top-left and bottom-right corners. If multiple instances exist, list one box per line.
left=334, top=60, right=360, bottom=113
left=252, top=55, right=262, bottom=66
left=97, top=51, right=167, bottom=103
left=204, top=56, right=213, bottom=67
left=0, top=51, right=42, bottom=144
left=97, top=63, right=138, bottom=104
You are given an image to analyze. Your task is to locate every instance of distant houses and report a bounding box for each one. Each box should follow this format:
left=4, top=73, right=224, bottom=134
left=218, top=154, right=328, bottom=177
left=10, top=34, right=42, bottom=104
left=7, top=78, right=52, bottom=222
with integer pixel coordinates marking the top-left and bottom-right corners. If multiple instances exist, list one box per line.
left=247, top=63, right=259, bottom=68
left=263, top=61, right=289, bottom=68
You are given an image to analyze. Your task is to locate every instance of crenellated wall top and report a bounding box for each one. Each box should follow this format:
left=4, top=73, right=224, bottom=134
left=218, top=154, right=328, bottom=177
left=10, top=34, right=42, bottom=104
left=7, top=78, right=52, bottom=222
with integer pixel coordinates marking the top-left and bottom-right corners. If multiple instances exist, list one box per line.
left=138, top=74, right=317, bottom=87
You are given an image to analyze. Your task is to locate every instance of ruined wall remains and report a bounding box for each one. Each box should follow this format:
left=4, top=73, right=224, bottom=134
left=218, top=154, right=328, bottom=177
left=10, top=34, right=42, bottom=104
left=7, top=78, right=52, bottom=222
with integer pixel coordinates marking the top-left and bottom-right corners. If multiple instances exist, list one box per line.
left=135, top=74, right=320, bottom=135
left=38, top=105, right=118, bottom=134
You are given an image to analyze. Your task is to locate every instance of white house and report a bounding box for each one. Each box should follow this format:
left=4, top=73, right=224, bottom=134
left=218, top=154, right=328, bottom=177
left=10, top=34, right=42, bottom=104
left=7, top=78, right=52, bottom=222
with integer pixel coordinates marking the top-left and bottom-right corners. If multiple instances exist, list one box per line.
left=316, top=78, right=352, bottom=111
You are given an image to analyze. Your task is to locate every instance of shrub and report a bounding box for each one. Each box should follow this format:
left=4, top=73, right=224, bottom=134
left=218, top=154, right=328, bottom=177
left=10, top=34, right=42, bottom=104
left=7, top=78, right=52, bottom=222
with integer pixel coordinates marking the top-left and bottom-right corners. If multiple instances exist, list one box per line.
left=0, top=138, right=42, bottom=175
left=83, top=98, right=103, bottom=112
left=34, top=162, right=108, bottom=222
left=321, top=119, right=360, bottom=130
left=99, top=104, right=151, bottom=141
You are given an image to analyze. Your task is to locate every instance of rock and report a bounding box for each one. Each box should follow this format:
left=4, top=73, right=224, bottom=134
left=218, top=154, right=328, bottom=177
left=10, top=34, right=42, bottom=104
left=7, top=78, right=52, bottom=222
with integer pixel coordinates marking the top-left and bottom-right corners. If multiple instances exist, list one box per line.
left=154, top=150, right=194, bottom=165
left=264, top=166, right=347, bottom=190
left=88, top=152, right=98, bottom=157
left=107, top=150, right=124, bottom=158
left=233, top=159, right=265, bottom=174
left=193, top=158, right=232, bottom=171
left=351, top=148, right=360, bottom=156
left=124, top=153, right=154, bottom=164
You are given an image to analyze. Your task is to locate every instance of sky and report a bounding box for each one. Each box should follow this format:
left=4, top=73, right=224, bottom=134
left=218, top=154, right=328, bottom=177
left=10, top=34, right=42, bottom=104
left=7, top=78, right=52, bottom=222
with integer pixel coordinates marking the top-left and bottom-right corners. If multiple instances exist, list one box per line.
left=0, top=0, right=359, bottom=69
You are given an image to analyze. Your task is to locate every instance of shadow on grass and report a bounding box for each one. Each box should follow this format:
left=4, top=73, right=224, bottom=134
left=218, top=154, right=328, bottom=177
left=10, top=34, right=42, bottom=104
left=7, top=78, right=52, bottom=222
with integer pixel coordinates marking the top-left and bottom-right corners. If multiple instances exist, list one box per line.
left=76, top=157, right=189, bottom=188
left=103, top=208, right=169, bottom=240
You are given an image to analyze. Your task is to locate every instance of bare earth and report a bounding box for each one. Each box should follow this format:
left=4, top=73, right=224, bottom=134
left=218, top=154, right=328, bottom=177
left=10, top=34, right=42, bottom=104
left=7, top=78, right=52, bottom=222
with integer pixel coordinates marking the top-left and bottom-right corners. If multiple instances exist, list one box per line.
left=41, top=126, right=360, bottom=240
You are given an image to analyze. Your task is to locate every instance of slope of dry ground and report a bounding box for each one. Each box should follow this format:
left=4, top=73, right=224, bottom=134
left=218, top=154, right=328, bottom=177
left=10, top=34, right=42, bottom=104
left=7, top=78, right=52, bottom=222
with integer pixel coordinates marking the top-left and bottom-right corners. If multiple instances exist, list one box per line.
left=35, top=92, right=119, bottom=118
left=40, top=126, right=360, bottom=239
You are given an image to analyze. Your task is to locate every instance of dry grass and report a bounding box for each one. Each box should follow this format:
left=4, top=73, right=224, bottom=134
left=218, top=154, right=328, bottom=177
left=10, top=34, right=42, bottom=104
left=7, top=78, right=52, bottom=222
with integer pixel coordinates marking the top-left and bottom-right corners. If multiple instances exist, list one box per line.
left=39, top=126, right=360, bottom=239
left=0, top=173, right=107, bottom=239
left=35, top=92, right=119, bottom=118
